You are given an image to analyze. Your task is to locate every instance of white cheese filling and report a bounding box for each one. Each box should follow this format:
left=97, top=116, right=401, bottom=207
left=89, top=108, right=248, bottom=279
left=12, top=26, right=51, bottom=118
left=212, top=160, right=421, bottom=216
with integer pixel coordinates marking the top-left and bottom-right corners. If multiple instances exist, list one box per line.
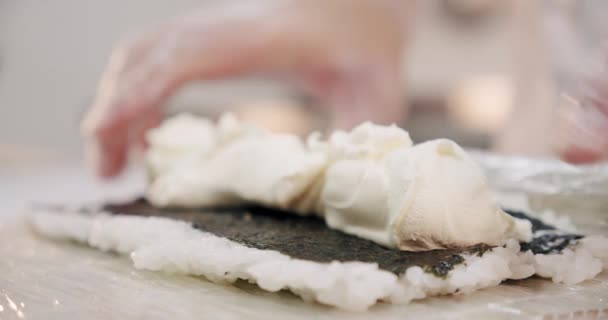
left=146, top=113, right=531, bottom=251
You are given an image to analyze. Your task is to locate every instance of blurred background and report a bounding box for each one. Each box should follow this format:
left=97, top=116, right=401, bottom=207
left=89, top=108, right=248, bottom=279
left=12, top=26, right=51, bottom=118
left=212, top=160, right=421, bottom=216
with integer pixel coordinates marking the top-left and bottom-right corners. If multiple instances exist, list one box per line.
left=0, top=0, right=604, bottom=167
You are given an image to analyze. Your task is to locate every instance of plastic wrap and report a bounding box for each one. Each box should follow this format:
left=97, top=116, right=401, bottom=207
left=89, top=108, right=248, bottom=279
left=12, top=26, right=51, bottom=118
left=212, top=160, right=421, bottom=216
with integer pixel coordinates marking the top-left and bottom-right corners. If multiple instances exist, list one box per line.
left=1, top=152, right=606, bottom=320
left=472, top=150, right=608, bottom=196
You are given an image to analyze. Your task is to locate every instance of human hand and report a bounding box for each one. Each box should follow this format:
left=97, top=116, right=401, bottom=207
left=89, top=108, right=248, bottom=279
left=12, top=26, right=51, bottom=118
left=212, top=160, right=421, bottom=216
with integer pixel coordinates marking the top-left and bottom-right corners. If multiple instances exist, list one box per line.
left=81, top=0, right=411, bottom=177
left=557, top=80, right=608, bottom=164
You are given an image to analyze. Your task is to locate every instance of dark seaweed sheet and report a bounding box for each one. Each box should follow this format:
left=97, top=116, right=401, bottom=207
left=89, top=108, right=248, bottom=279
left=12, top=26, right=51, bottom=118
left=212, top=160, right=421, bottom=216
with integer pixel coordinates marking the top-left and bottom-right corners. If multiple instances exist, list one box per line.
left=503, top=209, right=583, bottom=254
left=102, top=199, right=582, bottom=277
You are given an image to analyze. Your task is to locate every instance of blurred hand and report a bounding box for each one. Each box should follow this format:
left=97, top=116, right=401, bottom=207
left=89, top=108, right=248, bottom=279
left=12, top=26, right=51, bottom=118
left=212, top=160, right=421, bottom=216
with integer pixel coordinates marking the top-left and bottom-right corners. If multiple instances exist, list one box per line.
left=81, top=0, right=411, bottom=178
left=558, top=79, right=608, bottom=164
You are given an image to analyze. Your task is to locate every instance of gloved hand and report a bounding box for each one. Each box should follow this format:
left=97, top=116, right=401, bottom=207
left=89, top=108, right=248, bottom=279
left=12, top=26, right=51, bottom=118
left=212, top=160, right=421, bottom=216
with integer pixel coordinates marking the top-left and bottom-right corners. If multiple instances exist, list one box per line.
left=81, top=0, right=411, bottom=178
left=558, top=78, right=608, bottom=164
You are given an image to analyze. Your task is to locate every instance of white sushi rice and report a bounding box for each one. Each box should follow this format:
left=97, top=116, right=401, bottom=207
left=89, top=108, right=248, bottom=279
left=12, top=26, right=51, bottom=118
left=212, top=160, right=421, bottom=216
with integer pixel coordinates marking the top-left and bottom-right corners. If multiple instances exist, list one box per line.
left=28, top=209, right=608, bottom=311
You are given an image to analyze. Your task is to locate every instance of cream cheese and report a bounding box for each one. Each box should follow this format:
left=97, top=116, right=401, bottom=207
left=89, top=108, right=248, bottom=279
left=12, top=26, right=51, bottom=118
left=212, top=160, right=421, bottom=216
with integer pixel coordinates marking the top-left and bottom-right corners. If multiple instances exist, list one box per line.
left=146, top=113, right=531, bottom=251
left=147, top=113, right=326, bottom=212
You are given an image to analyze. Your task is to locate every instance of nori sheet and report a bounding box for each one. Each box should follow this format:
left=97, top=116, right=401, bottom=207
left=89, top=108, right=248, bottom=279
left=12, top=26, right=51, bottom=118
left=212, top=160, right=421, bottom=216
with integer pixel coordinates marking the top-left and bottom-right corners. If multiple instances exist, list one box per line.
left=102, top=198, right=582, bottom=277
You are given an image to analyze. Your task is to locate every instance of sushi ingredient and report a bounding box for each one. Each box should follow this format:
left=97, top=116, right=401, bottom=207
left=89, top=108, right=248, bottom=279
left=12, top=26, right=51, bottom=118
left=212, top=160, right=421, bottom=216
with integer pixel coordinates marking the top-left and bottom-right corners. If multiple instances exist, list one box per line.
left=146, top=114, right=531, bottom=250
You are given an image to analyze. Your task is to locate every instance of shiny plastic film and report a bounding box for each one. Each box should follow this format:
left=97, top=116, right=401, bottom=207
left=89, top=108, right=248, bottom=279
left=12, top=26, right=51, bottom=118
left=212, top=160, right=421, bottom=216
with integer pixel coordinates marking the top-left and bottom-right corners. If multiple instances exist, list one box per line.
left=0, top=152, right=605, bottom=319
left=472, top=151, right=608, bottom=218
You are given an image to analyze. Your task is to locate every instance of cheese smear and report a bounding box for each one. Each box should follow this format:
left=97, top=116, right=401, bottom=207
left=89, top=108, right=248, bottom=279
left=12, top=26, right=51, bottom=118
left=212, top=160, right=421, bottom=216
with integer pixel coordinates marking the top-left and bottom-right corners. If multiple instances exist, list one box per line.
left=146, top=113, right=531, bottom=251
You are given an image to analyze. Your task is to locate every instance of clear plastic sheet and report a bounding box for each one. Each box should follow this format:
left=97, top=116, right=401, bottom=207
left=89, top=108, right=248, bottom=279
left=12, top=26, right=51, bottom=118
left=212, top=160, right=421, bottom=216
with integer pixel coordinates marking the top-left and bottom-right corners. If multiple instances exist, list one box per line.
left=472, top=151, right=608, bottom=237
left=1, top=153, right=607, bottom=320
left=472, top=151, right=608, bottom=197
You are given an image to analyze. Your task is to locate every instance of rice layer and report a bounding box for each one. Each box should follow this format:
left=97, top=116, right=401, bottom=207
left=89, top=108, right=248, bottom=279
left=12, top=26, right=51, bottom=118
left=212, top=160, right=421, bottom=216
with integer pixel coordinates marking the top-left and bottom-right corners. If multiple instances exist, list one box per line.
left=28, top=204, right=608, bottom=311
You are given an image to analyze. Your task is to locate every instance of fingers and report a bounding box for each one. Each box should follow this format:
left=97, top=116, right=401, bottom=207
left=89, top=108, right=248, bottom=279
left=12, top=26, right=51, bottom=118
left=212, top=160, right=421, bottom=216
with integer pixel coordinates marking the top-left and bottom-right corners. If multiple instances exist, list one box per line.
left=82, top=0, right=410, bottom=178
left=557, top=99, right=608, bottom=164
left=561, top=147, right=605, bottom=164
left=312, top=66, right=406, bottom=130
left=85, top=126, right=129, bottom=178
left=84, top=98, right=164, bottom=178
left=82, top=53, right=179, bottom=177
left=133, top=110, right=163, bottom=150
left=83, top=87, right=173, bottom=178
left=83, top=3, right=288, bottom=178
left=83, top=17, right=222, bottom=177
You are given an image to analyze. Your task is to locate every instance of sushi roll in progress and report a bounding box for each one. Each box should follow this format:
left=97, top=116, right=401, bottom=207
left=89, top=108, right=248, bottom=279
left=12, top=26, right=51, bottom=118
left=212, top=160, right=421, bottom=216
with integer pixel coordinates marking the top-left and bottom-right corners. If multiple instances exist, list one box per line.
left=146, top=114, right=532, bottom=251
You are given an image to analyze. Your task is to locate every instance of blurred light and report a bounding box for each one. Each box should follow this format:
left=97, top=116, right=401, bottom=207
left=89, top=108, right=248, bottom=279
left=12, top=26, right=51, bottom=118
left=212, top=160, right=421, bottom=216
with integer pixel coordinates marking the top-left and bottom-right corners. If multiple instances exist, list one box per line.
left=447, top=74, right=513, bottom=133
left=232, top=99, right=315, bottom=136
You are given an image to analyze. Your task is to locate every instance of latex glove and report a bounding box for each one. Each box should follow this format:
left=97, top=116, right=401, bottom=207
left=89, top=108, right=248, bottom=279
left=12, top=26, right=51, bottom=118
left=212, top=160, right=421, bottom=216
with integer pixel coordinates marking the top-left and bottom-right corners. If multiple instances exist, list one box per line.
left=81, top=0, right=411, bottom=178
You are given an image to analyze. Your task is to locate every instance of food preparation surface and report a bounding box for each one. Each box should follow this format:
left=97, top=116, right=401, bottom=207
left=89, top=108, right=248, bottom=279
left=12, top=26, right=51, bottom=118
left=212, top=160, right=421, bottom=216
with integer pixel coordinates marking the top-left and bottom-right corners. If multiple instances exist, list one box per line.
left=1, top=156, right=607, bottom=319
left=1, top=221, right=607, bottom=320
